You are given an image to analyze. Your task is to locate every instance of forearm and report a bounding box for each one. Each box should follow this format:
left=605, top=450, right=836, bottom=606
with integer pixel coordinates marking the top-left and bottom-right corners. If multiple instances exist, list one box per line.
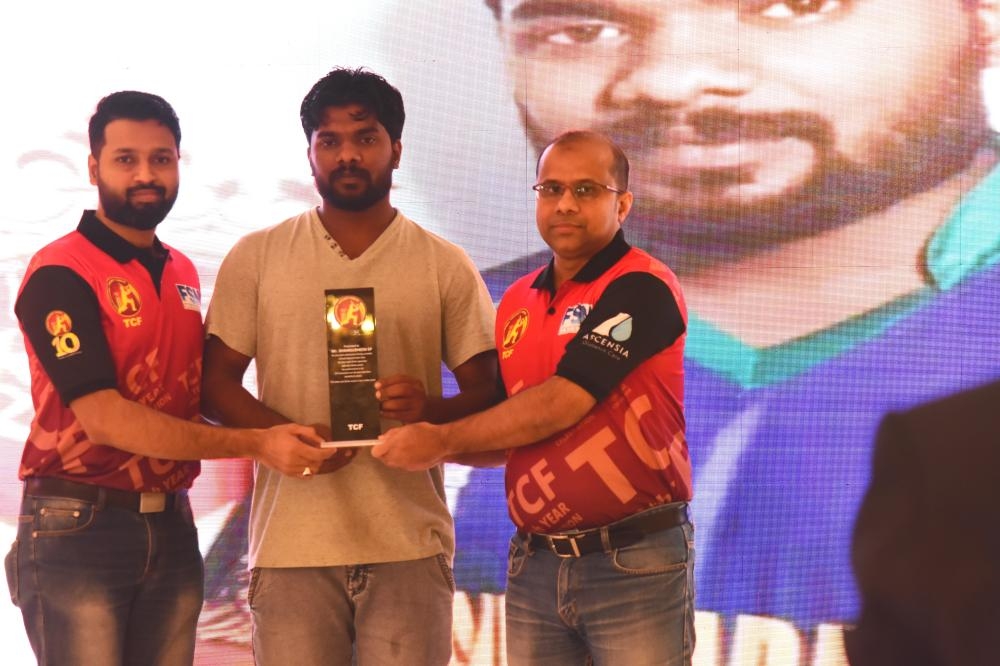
left=202, top=334, right=291, bottom=429
left=374, top=376, right=595, bottom=472
left=422, top=350, right=501, bottom=424
left=73, top=389, right=265, bottom=461
left=202, top=376, right=289, bottom=429
left=443, top=376, right=594, bottom=456
left=422, top=382, right=502, bottom=425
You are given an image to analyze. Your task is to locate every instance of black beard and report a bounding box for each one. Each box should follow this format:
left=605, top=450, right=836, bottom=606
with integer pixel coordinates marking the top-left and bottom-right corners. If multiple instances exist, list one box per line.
left=98, top=184, right=176, bottom=231
left=314, top=165, right=393, bottom=212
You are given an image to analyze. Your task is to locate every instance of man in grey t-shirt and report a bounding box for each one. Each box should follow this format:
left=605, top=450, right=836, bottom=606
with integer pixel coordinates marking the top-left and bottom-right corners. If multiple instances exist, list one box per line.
left=202, top=67, right=498, bottom=665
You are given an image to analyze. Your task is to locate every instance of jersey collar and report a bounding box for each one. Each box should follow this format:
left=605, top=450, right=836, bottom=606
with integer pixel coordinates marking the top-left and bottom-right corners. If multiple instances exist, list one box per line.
left=77, top=210, right=170, bottom=291
left=78, top=210, right=169, bottom=264
left=530, top=229, right=631, bottom=294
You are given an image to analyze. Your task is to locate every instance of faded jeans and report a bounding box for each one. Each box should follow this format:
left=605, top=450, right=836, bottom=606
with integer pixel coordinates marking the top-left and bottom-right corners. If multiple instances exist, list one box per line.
left=249, top=554, right=455, bottom=665
left=505, top=505, right=696, bottom=666
left=5, top=492, right=203, bottom=666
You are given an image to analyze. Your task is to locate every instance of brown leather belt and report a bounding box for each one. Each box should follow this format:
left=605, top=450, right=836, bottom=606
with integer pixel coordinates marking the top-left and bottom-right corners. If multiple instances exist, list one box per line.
left=24, top=477, right=180, bottom=514
left=520, top=502, right=689, bottom=558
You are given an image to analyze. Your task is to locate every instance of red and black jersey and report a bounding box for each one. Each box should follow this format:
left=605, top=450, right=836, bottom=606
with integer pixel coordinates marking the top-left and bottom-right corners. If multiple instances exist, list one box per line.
left=497, top=231, right=689, bottom=533
left=14, top=211, right=203, bottom=492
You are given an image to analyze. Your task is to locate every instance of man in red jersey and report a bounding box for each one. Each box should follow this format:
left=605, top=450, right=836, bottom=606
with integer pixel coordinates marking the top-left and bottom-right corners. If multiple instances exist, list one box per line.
left=5, top=91, right=335, bottom=666
left=375, top=130, right=693, bottom=665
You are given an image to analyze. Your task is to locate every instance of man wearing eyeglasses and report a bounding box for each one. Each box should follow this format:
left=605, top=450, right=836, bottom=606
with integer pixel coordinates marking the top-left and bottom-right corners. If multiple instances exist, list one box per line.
left=375, top=130, right=694, bottom=665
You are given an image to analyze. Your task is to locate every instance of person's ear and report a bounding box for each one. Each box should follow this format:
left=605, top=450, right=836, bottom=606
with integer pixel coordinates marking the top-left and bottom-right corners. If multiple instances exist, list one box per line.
left=617, top=191, right=633, bottom=223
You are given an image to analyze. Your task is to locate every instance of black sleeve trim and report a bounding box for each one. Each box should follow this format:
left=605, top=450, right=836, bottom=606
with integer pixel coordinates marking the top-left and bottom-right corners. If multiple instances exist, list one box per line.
left=556, top=272, right=685, bottom=401
left=15, top=266, right=118, bottom=405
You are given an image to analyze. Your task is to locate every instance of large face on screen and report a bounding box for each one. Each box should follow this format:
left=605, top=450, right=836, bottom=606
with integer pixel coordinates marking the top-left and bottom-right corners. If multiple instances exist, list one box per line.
left=308, top=104, right=401, bottom=212
left=497, top=0, right=989, bottom=264
left=88, top=119, right=180, bottom=231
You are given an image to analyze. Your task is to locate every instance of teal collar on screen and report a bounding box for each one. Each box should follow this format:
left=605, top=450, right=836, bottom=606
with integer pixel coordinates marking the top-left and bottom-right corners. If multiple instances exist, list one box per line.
left=686, top=153, right=1000, bottom=389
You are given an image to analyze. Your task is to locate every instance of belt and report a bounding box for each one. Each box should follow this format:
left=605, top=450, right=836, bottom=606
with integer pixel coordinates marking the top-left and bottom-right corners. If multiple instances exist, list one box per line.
left=24, top=477, right=180, bottom=514
left=520, top=503, right=688, bottom=558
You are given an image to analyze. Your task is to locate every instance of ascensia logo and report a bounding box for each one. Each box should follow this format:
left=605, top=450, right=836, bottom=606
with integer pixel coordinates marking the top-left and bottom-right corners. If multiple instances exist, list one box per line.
left=591, top=313, right=633, bottom=342
left=45, top=310, right=81, bottom=358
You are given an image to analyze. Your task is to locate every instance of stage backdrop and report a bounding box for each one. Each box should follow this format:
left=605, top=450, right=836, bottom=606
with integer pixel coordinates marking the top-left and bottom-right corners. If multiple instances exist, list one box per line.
left=2, top=1, right=998, bottom=664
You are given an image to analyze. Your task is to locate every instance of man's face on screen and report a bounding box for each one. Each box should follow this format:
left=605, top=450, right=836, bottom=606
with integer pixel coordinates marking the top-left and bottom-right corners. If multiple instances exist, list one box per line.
left=497, top=0, right=988, bottom=264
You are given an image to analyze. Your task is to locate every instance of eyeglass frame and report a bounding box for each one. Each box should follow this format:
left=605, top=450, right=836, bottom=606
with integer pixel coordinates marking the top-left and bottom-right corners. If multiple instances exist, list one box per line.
left=531, top=180, right=627, bottom=200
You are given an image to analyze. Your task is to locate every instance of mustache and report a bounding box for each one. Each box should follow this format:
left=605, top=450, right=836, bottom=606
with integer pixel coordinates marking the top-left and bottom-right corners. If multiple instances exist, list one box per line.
left=329, top=166, right=371, bottom=181
left=595, top=107, right=836, bottom=152
left=126, top=185, right=166, bottom=198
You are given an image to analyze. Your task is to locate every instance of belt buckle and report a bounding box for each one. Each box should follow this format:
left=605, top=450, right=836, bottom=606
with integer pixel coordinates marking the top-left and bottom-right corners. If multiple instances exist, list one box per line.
left=547, top=534, right=581, bottom=558
left=139, top=493, right=166, bottom=513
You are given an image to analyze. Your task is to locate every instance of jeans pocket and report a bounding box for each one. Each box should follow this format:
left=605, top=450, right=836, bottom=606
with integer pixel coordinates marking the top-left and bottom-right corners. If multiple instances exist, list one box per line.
left=31, top=499, right=96, bottom=537
left=4, top=540, right=18, bottom=607
left=435, top=553, right=457, bottom=593
left=247, top=567, right=262, bottom=610
left=612, top=525, right=690, bottom=575
left=507, top=537, right=528, bottom=579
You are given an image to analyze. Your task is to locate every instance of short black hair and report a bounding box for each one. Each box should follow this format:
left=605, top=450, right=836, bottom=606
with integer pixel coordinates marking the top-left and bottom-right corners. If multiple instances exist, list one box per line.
left=88, top=91, right=181, bottom=157
left=300, top=67, right=405, bottom=142
left=538, top=130, right=630, bottom=190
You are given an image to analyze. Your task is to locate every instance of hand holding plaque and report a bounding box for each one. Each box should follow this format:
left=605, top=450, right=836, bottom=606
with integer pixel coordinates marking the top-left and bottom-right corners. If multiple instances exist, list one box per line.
left=324, top=288, right=380, bottom=447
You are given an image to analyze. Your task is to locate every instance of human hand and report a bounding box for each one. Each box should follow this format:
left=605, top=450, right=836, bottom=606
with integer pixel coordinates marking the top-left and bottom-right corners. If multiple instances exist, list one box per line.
left=375, top=374, right=428, bottom=423
left=310, top=422, right=357, bottom=475
left=253, top=423, right=339, bottom=478
left=371, top=422, right=447, bottom=472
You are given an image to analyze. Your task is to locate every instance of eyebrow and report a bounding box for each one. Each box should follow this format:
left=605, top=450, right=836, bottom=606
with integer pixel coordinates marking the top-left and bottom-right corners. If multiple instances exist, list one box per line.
left=109, top=147, right=175, bottom=154
left=315, top=126, right=381, bottom=139
left=509, top=0, right=634, bottom=22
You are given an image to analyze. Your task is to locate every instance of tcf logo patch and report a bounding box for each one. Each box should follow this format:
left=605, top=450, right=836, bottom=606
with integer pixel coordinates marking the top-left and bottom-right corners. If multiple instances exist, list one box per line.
left=45, top=310, right=81, bottom=359
left=107, top=277, right=143, bottom=328
left=107, top=278, right=142, bottom=316
left=501, top=309, right=530, bottom=359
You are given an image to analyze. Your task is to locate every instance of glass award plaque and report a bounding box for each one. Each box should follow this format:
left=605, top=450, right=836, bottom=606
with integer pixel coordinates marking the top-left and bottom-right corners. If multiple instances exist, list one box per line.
left=322, top=288, right=380, bottom=447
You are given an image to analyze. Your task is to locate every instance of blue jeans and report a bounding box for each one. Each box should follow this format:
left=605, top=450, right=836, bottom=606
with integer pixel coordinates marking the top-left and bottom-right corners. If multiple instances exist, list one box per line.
left=4, top=491, right=204, bottom=665
left=505, top=505, right=696, bottom=666
left=249, top=554, right=455, bottom=665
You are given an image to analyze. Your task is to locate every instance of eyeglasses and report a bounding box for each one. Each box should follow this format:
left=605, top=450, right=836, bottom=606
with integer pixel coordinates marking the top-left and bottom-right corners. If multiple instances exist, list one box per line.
left=532, top=180, right=625, bottom=200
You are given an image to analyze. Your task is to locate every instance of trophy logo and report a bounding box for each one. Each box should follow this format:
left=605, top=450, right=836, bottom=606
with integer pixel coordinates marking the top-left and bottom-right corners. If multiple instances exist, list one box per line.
left=331, top=295, right=367, bottom=329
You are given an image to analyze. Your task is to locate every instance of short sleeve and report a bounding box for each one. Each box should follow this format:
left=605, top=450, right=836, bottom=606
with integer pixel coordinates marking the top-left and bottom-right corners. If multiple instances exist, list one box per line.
left=439, top=246, right=497, bottom=371
left=205, top=236, right=261, bottom=358
left=15, top=265, right=118, bottom=404
left=556, top=271, right=684, bottom=401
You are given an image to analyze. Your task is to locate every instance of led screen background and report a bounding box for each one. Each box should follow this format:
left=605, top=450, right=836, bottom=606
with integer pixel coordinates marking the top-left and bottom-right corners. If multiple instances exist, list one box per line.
left=1, top=1, right=998, bottom=664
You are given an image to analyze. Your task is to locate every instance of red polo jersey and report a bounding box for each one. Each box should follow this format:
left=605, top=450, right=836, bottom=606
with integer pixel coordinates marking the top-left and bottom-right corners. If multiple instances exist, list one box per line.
left=15, top=211, right=202, bottom=492
left=497, top=232, right=689, bottom=533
